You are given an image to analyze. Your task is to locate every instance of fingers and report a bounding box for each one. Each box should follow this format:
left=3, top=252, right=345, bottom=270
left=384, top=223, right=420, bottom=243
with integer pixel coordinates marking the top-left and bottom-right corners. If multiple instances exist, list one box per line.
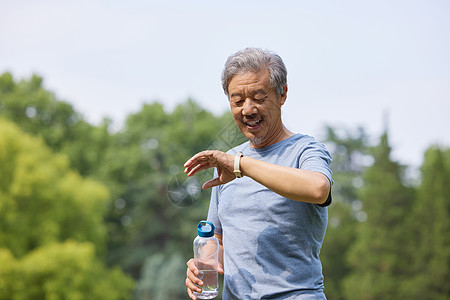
left=202, top=177, right=222, bottom=190
left=184, top=157, right=212, bottom=177
left=186, top=259, right=203, bottom=295
left=218, top=263, right=224, bottom=275
left=187, top=258, right=198, bottom=276
left=184, top=150, right=229, bottom=174
left=185, top=162, right=210, bottom=177
left=184, top=151, right=214, bottom=168
left=184, top=150, right=236, bottom=189
left=187, top=286, right=197, bottom=300
left=184, top=152, right=203, bottom=167
left=184, top=150, right=236, bottom=176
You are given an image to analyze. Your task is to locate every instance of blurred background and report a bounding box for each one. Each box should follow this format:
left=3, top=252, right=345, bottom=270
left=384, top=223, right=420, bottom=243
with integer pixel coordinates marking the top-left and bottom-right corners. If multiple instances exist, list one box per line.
left=0, top=0, right=449, bottom=299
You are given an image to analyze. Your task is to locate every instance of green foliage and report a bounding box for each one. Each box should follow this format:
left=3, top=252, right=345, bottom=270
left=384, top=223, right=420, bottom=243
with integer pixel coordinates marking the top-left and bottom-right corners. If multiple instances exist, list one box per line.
left=343, top=132, right=415, bottom=299
left=404, top=146, right=450, bottom=299
left=101, top=100, right=241, bottom=278
left=135, top=252, right=186, bottom=300
left=2, top=71, right=449, bottom=299
left=321, top=126, right=369, bottom=300
left=0, top=249, right=16, bottom=298
left=0, top=118, right=134, bottom=299
left=0, top=72, right=114, bottom=176
left=0, top=72, right=245, bottom=298
left=0, top=241, right=134, bottom=300
left=0, top=118, right=108, bottom=256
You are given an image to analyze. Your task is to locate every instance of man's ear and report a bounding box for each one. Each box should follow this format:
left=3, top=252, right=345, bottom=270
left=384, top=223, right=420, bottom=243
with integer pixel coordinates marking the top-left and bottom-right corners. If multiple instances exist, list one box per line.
left=280, top=85, right=288, bottom=106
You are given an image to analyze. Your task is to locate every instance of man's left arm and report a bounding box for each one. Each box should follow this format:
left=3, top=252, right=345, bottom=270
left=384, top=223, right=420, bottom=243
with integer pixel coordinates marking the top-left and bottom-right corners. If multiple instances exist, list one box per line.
left=240, top=156, right=330, bottom=205
left=184, top=150, right=330, bottom=205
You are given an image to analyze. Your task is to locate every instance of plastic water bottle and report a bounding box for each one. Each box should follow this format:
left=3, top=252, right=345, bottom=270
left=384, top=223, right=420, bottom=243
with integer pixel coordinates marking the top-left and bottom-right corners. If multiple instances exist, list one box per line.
left=193, top=220, right=219, bottom=299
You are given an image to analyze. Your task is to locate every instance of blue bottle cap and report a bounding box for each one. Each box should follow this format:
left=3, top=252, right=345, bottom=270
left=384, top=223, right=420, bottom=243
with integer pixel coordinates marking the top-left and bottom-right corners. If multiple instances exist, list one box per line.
left=197, top=220, right=215, bottom=237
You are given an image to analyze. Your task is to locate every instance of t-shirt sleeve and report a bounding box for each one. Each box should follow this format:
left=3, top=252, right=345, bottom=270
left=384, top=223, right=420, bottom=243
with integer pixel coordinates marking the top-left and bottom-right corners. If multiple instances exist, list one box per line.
left=207, top=169, right=223, bottom=235
left=299, top=140, right=333, bottom=207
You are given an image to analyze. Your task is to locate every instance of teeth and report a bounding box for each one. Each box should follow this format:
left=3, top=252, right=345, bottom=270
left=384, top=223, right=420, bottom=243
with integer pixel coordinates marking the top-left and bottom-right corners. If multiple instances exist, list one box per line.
left=246, top=120, right=261, bottom=126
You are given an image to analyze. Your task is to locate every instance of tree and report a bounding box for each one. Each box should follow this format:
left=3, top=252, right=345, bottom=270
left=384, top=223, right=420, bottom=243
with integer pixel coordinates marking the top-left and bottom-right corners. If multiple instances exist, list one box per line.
left=404, top=146, right=450, bottom=299
left=320, top=125, right=370, bottom=299
left=100, top=100, right=243, bottom=280
left=343, top=132, right=415, bottom=299
left=0, top=72, right=247, bottom=297
left=0, top=241, right=134, bottom=300
left=135, top=252, right=186, bottom=300
left=0, top=72, right=114, bottom=176
left=0, top=118, right=134, bottom=299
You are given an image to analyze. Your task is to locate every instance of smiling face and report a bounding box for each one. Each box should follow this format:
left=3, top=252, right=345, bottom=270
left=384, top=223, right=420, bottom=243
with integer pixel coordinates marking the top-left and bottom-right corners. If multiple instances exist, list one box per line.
left=228, top=69, right=290, bottom=148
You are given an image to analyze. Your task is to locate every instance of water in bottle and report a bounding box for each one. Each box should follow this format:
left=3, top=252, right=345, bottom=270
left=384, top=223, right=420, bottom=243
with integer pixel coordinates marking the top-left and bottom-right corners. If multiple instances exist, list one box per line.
left=193, top=220, right=219, bottom=299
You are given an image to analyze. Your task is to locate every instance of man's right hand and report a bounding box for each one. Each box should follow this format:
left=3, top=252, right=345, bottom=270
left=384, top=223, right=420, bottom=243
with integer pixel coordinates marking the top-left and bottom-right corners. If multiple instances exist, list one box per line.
left=186, top=258, right=224, bottom=300
left=186, top=258, right=203, bottom=300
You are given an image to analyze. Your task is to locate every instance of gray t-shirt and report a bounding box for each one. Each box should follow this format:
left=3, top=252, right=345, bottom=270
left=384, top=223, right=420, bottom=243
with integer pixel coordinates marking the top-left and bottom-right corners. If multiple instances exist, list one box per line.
left=207, top=134, right=333, bottom=299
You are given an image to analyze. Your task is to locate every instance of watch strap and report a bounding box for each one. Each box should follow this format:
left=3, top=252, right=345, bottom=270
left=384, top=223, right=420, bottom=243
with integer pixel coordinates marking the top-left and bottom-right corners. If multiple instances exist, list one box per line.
left=234, top=152, right=244, bottom=178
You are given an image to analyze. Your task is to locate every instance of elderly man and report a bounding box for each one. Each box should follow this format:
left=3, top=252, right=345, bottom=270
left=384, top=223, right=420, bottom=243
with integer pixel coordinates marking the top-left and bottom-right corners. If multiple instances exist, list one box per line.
left=185, top=48, right=333, bottom=299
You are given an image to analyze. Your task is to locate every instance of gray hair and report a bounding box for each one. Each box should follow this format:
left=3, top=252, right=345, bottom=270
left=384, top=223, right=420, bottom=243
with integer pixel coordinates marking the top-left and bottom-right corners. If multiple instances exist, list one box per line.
left=221, top=47, right=288, bottom=98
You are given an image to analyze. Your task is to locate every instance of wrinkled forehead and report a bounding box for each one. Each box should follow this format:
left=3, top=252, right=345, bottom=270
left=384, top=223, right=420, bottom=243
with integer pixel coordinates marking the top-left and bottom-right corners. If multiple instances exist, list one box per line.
left=228, top=69, right=270, bottom=90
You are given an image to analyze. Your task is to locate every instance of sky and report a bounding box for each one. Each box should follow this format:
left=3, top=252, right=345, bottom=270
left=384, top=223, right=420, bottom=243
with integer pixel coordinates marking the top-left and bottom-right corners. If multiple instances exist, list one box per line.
left=1, top=0, right=449, bottom=172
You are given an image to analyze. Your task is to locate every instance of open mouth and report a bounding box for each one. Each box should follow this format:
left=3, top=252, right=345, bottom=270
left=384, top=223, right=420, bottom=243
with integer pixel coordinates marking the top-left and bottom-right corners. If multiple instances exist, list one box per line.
left=243, top=118, right=263, bottom=129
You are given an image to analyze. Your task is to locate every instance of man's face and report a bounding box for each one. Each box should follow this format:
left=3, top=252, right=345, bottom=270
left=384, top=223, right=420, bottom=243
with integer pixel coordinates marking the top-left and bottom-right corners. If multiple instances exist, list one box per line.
left=228, top=69, right=287, bottom=148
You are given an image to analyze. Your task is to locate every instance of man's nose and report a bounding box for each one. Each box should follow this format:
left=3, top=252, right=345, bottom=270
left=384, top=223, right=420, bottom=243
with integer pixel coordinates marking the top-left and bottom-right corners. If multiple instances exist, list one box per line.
left=242, top=98, right=257, bottom=115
